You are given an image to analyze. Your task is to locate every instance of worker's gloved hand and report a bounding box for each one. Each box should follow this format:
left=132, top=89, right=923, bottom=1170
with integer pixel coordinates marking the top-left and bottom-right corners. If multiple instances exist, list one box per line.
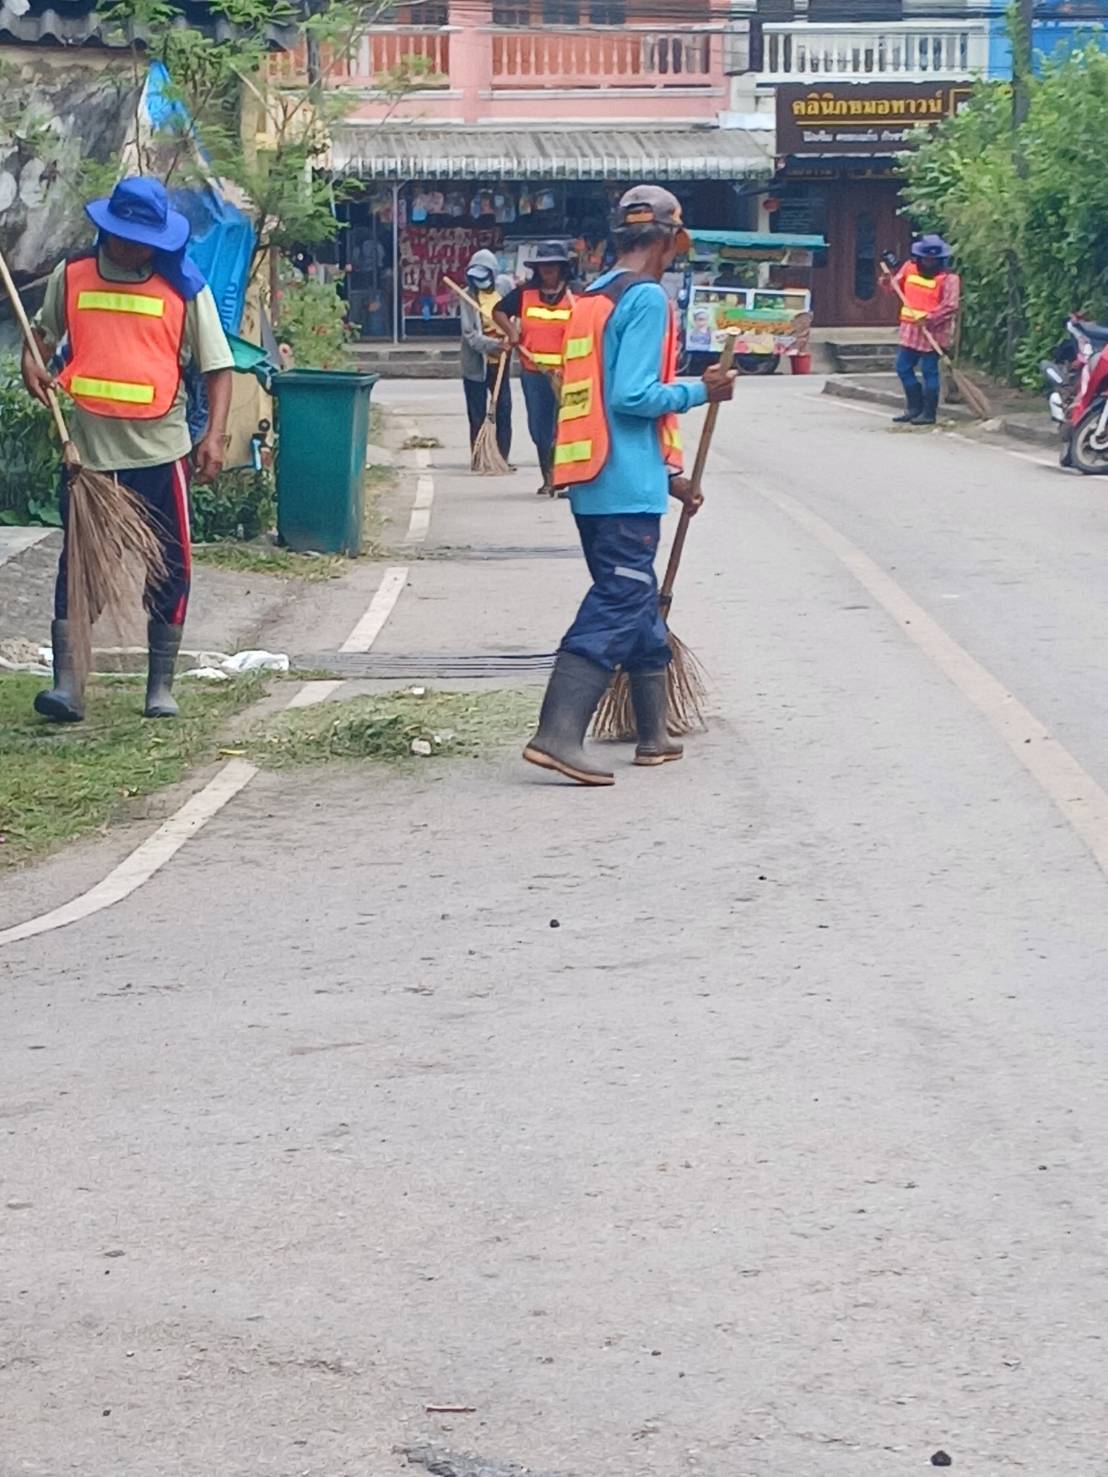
left=194, top=431, right=225, bottom=485
left=702, top=364, right=737, bottom=403
left=668, top=475, right=704, bottom=516
left=21, top=350, right=54, bottom=409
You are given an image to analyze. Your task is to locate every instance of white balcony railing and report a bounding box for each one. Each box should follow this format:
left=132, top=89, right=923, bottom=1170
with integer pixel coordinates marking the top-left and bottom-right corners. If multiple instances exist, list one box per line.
left=490, top=26, right=721, bottom=91
left=759, top=20, right=989, bottom=84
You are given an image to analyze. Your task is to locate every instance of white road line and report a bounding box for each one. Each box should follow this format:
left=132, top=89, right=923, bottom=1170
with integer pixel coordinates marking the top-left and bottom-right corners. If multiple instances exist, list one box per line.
left=340, top=566, right=409, bottom=652
left=405, top=474, right=435, bottom=545
left=759, top=482, right=1108, bottom=880
left=825, top=393, right=1059, bottom=467
left=0, top=564, right=413, bottom=948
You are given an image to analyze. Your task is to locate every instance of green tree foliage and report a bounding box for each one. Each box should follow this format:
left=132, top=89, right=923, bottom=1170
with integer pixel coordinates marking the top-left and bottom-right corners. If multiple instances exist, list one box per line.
left=903, top=43, right=1108, bottom=384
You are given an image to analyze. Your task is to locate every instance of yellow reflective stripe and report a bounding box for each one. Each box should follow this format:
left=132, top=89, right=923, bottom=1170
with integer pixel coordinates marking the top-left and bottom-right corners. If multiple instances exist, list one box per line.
left=904, top=274, right=938, bottom=291
left=663, top=428, right=682, bottom=448
left=900, top=307, right=928, bottom=321
left=76, top=290, right=166, bottom=318
left=70, top=375, right=156, bottom=405
left=555, top=439, right=592, bottom=466
left=564, top=336, right=592, bottom=361
left=528, top=351, right=563, bottom=366
left=524, top=305, right=572, bottom=321
left=558, top=379, right=593, bottom=422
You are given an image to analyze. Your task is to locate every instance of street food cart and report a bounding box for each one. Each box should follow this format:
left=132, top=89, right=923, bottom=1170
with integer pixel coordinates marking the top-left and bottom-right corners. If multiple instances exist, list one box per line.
left=680, top=229, right=826, bottom=375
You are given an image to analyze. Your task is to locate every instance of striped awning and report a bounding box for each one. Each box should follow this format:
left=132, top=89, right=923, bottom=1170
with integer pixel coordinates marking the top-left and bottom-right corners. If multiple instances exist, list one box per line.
left=331, top=125, right=774, bottom=183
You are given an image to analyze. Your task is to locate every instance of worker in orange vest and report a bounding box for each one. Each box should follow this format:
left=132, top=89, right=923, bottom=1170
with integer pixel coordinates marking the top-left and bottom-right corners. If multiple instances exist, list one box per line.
left=21, top=176, right=233, bottom=723
left=522, top=186, right=735, bottom=788
left=493, top=241, right=574, bottom=495
left=883, top=235, right=961, bottom=425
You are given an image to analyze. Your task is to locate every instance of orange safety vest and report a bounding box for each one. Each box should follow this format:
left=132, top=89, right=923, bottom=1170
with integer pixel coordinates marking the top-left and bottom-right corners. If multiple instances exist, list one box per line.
left=899, top=268, right=944, bottom=324
left=57, top=253, right=187, bottom=420
left=518, top=287, right=572, bottom=369
left=554, top=273, right=683, bottom=487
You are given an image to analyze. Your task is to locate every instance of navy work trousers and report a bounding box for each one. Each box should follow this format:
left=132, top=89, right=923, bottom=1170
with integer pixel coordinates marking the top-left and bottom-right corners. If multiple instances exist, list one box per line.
left=561, top=513, right=671, bottom=673
left=896, top=345, right=941, bottom=396
left=55, top=456, right=192, bottom=626
left=463, top=360, right=512, bottom=461
left=520, top=368, right=557, bottom=465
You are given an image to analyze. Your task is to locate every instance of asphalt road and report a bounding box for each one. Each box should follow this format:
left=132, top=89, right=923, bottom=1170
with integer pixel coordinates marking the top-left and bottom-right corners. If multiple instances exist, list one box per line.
left=3, top=379, right=1107, bottom=1477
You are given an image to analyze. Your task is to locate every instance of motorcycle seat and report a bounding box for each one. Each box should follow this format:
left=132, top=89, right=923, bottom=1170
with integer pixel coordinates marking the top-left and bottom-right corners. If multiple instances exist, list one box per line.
left=1078, top=320, right=1108, bottom=343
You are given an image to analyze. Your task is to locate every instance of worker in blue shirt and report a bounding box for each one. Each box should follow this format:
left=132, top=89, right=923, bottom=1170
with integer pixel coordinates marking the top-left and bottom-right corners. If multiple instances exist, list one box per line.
left=523, top=185, right=735, bottom=787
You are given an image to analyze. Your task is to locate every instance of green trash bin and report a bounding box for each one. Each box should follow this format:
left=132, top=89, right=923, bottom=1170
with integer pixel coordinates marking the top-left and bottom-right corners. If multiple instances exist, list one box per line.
left=272, top=369, right=378, bottom=556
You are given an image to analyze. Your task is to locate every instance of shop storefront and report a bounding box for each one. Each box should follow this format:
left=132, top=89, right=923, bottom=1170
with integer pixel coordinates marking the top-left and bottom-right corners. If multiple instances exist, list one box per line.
left=771, top=82, right=972, bottom=328
left=329, top=126, right=774, bottom=341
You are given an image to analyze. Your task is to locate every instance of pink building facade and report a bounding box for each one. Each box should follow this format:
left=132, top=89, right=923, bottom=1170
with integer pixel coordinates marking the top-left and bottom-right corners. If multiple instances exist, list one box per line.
left=274, top=4, right=771, bottom=339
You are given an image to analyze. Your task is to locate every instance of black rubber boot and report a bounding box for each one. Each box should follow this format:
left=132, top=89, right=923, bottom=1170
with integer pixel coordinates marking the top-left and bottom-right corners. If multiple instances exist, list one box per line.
left=630, top=670, right=683, bottom=767
left=523, top=652, right=615, bottom=787
left=892, top=384, right=923, bottom=423
left=144, top=621, right=183, bottom=719
left=33, top=619, right=84, bottom=723
left=911, top=389, right=939, bottom=426
left=537, top=448, right=554, bottom=496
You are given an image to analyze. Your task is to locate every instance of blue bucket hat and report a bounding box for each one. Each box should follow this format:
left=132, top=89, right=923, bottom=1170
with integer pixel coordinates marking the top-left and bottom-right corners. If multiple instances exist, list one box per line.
left=86, top=176, right=190, bottom=252
left=912, top=234, right=952, bottom=261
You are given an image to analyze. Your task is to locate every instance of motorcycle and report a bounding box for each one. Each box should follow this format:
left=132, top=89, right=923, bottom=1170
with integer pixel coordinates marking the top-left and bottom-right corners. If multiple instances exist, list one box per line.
left=1042, top=315, right=1108, bottom=473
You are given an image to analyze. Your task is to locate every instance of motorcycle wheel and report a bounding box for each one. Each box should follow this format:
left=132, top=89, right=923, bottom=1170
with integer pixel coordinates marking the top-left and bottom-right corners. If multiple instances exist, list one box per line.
left=1070, top=407, right=1108, bottom=474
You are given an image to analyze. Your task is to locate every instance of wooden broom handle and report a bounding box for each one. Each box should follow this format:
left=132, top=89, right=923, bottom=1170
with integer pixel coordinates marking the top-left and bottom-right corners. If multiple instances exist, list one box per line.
left=880, top=261, right=948, bottom=360
left=489, top=345, right=509, bottom=408
left=0, top=246, right=72, bottom=448
left=660, top=334, right=737, bottom=604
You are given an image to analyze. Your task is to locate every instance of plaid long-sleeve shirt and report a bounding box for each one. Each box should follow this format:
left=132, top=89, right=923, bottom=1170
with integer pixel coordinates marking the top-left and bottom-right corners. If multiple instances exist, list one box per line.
left=888, top=264, right=962, bottom=352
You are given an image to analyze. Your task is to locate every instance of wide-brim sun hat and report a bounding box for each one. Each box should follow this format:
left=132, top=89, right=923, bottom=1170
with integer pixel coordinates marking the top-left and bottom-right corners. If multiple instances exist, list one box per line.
left=524, top=240, right=572, bottom=268
left=86, top=176, right=190, bottom=252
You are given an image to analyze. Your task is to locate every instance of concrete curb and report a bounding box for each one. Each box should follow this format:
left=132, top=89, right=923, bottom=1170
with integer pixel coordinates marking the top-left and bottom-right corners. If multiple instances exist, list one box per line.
left=823, top=374, right=1058, bottom=450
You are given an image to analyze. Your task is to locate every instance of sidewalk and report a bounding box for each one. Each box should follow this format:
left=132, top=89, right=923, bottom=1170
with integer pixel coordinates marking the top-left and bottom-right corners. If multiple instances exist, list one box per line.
left=824, top=370, right=1057, bottom=448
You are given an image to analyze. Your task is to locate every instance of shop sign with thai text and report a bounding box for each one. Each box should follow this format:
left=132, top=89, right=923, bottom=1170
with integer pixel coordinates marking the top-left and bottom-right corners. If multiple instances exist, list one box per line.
left=776, top=83, right=974, bottom=157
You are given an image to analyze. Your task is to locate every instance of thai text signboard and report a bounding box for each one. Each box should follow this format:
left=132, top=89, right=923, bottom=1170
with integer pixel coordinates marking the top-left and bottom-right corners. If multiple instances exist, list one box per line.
left=776, top=82, right=973, bottom=157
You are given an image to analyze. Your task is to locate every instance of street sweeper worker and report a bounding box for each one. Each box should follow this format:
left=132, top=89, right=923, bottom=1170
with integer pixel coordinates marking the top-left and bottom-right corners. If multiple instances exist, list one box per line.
left=522, top=185, right=735, bottom=788
left=21, top=175, right=233, bottom=723
left=493, top=241, right=573, bottom=495
left=881, top=234, right=960, bottom=426
left=458, top=247, right=512, bottom=464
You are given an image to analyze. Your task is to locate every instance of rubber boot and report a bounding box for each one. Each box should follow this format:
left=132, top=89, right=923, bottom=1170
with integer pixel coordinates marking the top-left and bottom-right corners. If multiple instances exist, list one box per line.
left=537, top=449, right=554, bottom=497
left=522, top=651, right=615, bottom=787
left=144, top=621, right=183, bottom=719
left=892, top=384, right=923, bottom=423
left=33, top=619, right=84, bottom=723
left=911, top=388, right=939, bottom=426
left=630, top=670, right=683, bottom=767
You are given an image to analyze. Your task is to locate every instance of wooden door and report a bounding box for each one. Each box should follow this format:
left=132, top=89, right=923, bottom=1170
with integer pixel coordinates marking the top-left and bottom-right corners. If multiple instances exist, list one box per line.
left=814, top=178, right=910, bottom=328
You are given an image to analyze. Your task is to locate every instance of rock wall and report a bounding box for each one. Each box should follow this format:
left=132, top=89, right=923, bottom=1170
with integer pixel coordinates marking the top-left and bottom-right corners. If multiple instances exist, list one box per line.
left=0, top=49, right=140, bottom=284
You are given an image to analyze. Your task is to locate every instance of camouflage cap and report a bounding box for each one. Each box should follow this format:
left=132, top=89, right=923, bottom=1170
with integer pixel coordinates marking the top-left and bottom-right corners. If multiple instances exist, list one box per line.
left=614, top=185, right=692, bottom=253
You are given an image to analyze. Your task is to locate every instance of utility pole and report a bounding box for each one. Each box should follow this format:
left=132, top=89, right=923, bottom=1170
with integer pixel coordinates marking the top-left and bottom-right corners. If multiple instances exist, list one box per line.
left=1006, top=0, right=1034, bottom=378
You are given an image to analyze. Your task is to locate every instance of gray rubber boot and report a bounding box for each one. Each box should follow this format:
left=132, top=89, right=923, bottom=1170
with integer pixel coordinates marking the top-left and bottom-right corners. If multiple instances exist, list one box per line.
left=911, top=388, right=939, bottom=425
left=630, top=670, right=683, bottom=767
left=892, top=384, right=923, bottom=423
left=523, top=651, right=615, bottom=787
left=537, top=448, right=554, bottom=496
left=144, top=621, right=183, bottom=719
left=33, top=619, right=84, bottom=723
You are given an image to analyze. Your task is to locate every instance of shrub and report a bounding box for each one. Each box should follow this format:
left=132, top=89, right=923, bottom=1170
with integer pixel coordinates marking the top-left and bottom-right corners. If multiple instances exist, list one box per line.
left=190, top=469, right=275, bottom=543
left=0, top=356, right=62, bottom=526
left=275, top=273, right=355, bottom=370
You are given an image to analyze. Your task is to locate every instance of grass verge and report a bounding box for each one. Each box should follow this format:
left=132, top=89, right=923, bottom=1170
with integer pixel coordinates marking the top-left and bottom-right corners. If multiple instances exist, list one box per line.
left=0, top=673, right=264, bottom=868
left=241, top=689, right=537, bottom=769
left=191, top=544, right=346, bottom=581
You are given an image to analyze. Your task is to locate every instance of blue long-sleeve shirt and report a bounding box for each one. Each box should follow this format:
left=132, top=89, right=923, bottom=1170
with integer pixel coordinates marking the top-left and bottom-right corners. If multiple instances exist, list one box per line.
left=568, top=268, right=709, bottom=518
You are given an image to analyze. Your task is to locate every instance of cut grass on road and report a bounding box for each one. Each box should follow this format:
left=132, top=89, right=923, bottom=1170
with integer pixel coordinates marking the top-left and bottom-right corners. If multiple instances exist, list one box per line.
left=242, top=689, right=537, bottom=769
left=0, top=674, right=264, bottom=868
left=191, top=544, right=346, bottom=581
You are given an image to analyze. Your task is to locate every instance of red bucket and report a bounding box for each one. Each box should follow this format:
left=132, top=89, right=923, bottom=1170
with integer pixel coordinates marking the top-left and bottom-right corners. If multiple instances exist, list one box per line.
left=790, top=352, right=813, bottom=376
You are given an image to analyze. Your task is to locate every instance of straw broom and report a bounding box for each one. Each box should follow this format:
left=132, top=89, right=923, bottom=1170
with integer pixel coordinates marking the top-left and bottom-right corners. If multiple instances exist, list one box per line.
left=880, top=263, right=991, bottom=420
left=0, top=248, right=166, bottom=702
left=593, top=336, right=737, bottom=742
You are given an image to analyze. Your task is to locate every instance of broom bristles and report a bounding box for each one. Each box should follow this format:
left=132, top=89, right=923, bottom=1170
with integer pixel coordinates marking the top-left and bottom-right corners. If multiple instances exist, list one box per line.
left=591, top=630, right=709, bottom=741
left=64, top=457, right=168, bottom=696
left=471, top=419, right=511, bottom=475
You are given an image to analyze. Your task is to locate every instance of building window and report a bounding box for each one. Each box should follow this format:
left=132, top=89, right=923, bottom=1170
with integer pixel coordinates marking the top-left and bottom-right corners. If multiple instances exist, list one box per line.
left=590, top=1, right=626, bottom=22
left=854, top=212, right=877, bottom=302
left=383, top=1, right=448, bottom=21
left=543, top=0, right=581, bottom=22
left=492, top=3, right=531, bottom=23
